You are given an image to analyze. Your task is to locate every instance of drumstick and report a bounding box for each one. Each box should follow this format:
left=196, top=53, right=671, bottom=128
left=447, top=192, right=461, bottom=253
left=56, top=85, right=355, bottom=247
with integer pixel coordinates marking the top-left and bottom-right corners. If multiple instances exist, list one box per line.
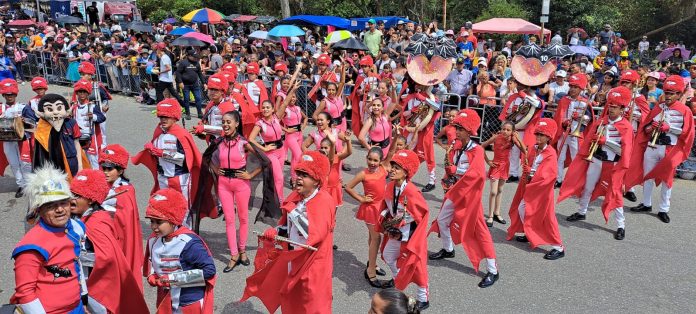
left=253, top=231, right=318, bottom=251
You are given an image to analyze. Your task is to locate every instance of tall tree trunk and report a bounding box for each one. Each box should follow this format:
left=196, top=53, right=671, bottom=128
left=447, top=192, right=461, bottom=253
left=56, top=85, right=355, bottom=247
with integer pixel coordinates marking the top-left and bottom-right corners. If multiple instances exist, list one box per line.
left=628, top=11, right=695, bottom=43
left=280, top=0, right=291, bottom=18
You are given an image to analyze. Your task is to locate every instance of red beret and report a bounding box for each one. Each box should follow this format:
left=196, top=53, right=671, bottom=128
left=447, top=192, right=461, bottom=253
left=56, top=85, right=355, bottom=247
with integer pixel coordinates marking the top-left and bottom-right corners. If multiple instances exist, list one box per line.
left=359, top=55, right=374, bottom=66
left=73, top=79, right=93, bottom=93
left=619, top=70, right=640, bottom=84
left=30, top=77, right=48, bottom=91
left=606, top=86, right=632, bottom=107
left=534, top=118, right=557, bottom=139
left=246, top=62, right=260, bottom=74
left=70, top=169, right=110, bottom=204
left=155, top=42, right=167, bottom=51
left=663, top=75, right=685, bottom=92
left=99, top=144, right=130, bottom=169
left=145, top=188, right=188, bottom=226
left=568, top=74, right=588, bottom=89
left=78, top=62, right=96, bottom=75
left=156, top=98, right=182, bottom=120
left=294, top=151, right=330, bottom=185
left=0, top=78, right=18, bottom=95
left=391, top=150, right=420, bottom=179
left=317, top=54, right=331, bottom=66
left=451, top=108, right=481, bottom=136
left=221, top=62, right=238, bottom=75
left=274, top=62, right=288, bottom=73
left=207, top=73, right=229, bottom=92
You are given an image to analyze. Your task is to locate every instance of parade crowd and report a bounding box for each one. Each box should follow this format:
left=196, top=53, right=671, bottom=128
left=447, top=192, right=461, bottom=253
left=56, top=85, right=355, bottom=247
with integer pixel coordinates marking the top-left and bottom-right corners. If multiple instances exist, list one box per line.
left=1, top=11, right=696, bottom=314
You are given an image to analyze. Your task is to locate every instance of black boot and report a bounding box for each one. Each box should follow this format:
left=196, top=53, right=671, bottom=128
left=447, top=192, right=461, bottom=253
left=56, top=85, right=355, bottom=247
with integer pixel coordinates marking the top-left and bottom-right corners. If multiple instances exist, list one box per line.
left=14, top=187, right=23, bottom=198
left=657, top=212, right=670, bottom=223
left=554, top=181, right=562, bottom=189
left=506, top=176, right=519, bottom=183
left=428, top=249, right=455, bottom=260
left=416, top=301, right=430, bottom=310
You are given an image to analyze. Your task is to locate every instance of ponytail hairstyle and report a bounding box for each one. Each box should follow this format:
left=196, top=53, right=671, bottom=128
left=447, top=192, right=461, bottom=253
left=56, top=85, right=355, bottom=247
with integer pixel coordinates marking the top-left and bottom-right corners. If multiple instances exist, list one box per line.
left=318, top=111, right=334, bottom=127
left=374, top=288, right=421, bottom=314
left=369, top=98, right=384, bottom=131
left=222, top=110, right=243, bottom=139
left=367, top=146, right=384, bottom=160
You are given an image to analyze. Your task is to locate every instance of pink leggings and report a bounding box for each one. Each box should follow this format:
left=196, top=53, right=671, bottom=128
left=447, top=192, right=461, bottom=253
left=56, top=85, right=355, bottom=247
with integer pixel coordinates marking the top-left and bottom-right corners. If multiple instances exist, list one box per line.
left=284, top=132, right=303, bottom=180
left=267, top=148, right=285, bottom=201
left=218, top=177, right=251, bottom=255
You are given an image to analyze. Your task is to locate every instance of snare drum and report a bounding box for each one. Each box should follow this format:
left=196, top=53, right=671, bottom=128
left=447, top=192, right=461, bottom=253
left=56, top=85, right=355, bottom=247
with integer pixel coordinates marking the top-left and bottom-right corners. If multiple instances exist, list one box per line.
left=0, top=117, right=25, bottom=141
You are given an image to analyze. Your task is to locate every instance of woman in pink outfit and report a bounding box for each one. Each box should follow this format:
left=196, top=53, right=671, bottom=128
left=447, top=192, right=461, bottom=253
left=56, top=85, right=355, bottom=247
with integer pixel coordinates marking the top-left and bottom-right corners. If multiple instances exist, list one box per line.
left=276, top=78, right=307, bottom=186
left=250, top=100, right=286, bottom=202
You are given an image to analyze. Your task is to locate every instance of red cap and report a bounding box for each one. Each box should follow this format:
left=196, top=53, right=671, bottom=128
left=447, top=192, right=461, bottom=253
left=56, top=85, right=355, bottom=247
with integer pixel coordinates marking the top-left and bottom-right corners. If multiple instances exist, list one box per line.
left=145, top=188, right=188, bottom=226
left=451, top=108, right=481, bottom=136
left=30, top=77, right=48, bottom=91
left=78, top=61, right=96, bottom=75
left=606, top=86, right=632, bottom=107
left=0, top=78, right=18, bottom=95
left=390, top=150, right=420, bottom=179
left=663, top=75, right=686, bottom=92
left=221, top=62, right=238, bottom=74
left=568, top=74, right=588, bottom=89
left=207, top=73, right=229, bottom=92
left=99, top=144, right=130, bottom=169
left=274, top=62, right=288, bottom=74
left=70, top=169, right=110, bottom=204
left=534, top=118, right=558, bottom=138
left=156, top=98, right=182, bottom=120
left=294, top=151, right=331, bottom=185
left=619, top=70, right=640, bottom=84
left=73, top=79, right=93, bottom=94
left=317, top=54, right=331, bottom=66
left=359, top=55, right=374, bottom=66
left=155, top=42, right=167, bottom=51
left=246, top=62, right=260, bottom=74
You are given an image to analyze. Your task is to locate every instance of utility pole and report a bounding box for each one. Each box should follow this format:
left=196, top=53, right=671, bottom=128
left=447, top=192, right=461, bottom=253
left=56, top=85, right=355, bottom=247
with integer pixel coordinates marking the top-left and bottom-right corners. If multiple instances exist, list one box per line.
left=540, top=0, right=550, bottom=46
left=442, top=0, right=446, bottom=29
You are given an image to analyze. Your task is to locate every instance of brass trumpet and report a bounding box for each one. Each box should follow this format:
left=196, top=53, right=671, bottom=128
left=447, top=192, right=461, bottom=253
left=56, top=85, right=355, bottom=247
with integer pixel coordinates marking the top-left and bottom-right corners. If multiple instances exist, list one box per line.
left=584, top=123, right=606, bottom=161
left=648, top=111, right=667, bottom=148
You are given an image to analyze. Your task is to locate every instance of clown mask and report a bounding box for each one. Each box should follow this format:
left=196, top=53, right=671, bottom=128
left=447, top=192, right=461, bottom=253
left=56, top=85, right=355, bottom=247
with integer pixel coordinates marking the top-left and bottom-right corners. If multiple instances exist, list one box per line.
left=38, top=94, right=69, bottom=131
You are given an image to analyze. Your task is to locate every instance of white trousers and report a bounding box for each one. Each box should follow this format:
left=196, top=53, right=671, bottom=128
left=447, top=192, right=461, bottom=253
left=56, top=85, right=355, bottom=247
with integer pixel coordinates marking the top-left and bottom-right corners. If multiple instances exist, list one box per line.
left=509, top=131, right=524, bottom=177
left=577, top=158, right=625, bottom=228
left=87, top=152, right=99, bottom=170
left=556, top=136, right=579, bottom=182
left=518, top=200, right=565, bottom=249
left=3, top=142, right=31, bottom=188
left=437, top=198, right=498, bottom=273
left=642, top=145, right=671, bottom=212
left=158, top=173, right=192, bottom=227
left=428, top=169, right=436, bottom=185
left=87, top=295, right=107, bottom=314
left=383, top=238, right=428, bottom=302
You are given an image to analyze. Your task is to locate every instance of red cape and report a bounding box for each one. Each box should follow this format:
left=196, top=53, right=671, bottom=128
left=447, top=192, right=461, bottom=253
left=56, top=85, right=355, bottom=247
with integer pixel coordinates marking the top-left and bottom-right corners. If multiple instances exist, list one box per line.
left=230, top=84, right=261, bottom=138
left=559, top=118, right=634, bottom=221
left=377, top=181, right=429, bottom=290
left=350, top=73, right=379, bottom=135
left=553, top=95, right=593, bottom=167
left=507, top=145, right=563, bottom=247
left=130, top=124, right=210, bottom=217
left=112, top=183, right=144, bottom=291
left=245, top=79, right=269, bottom=106
left=83, top=210, right=148, bottom=313
left=429, top=145, right=497, bottom=268
left=241, top=190, right=335, bottom=313
left=499, top=92, right=544, bottom=148
left=625, top=101, right=695, bottom=189
left=400, top=93, right=441, bottom=166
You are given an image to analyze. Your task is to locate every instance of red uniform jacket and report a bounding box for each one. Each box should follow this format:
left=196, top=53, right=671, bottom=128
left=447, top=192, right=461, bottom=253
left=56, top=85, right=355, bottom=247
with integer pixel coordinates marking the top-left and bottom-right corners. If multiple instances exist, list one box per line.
left=599, top=94, right=650, bottom=130
left=625, top=101, right=695, bottom=189
left=429, top=143, right=497, bottom=268
left=82, top=210, right=148, bottom=313
left=229, top=84, right=261, bottom=138
left=350, top=73, right=379, bottom=135
left=507, top=145, right=563, bottom=247
left=400, top=92, right=441, bottom=168
left=241, top=190, right=335, bottom=314
left=244, top=79, right=270, bottom=106
left=499, top=91, right=544, bottom=148
left=559, top=117, right=634, bottom=221
left=111, top=181, right=144, bottom=291
left=378, top=181, right=429, bottom=290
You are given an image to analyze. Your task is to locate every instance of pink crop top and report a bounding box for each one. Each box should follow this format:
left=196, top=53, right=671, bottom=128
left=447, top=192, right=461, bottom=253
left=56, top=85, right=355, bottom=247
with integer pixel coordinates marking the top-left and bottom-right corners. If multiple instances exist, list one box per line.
left=283, top=105, right=302, bottom=126
left=325, top=96, right=343, bottom=119
left=217, top=137, right=247, bottom=169
left=256, top=116, right=283, bottom=142
left=368, top=115, right=392, bottom=142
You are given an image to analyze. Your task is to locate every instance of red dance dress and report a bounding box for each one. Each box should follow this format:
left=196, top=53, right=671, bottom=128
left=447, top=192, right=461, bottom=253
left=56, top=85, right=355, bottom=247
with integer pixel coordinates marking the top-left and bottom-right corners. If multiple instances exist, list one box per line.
left=488, top=134, right=513, bottom=180
left=355, top=166, right=387, bottom=225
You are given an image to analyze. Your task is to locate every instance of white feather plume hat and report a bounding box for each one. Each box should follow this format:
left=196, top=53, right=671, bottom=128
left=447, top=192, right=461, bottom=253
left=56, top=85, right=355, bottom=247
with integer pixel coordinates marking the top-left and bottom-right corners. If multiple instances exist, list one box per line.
left=25, top=165, right=73, bottom=210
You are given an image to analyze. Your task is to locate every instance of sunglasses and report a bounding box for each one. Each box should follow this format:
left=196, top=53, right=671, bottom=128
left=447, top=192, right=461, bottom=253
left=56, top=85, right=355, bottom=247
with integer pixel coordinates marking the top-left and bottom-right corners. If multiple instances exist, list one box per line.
left=101, top=165, right=116, bottom=171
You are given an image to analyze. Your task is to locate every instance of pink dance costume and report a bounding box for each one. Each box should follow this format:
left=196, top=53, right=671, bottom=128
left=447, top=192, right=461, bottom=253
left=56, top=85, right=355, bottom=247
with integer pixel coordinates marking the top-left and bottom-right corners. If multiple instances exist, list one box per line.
left=355, top=166, right=387, bottom=225
left=256, top=116, right=285, bottom=201
left=488, top=134, right=513, bottom=180
left=282, top=104, right=304, bottom=181
left=367, top=115, right=392, bottom=156
left=325, top=96, right=347, bottom=132
left=215, top=136, right=251, bottom=255
left=326, top=155, right=343, bottom=206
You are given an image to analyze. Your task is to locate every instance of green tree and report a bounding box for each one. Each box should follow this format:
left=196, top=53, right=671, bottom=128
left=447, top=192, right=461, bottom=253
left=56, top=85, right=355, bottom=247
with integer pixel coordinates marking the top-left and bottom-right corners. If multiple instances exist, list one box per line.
left=476, top=0, right=532, bottom=22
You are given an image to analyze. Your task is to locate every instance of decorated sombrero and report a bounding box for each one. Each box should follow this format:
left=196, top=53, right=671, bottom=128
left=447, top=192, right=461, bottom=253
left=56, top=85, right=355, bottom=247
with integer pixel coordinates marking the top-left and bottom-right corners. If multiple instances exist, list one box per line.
left=511, top=43, right=574, bottom=87
left=405, top=33, right=458, bottom=86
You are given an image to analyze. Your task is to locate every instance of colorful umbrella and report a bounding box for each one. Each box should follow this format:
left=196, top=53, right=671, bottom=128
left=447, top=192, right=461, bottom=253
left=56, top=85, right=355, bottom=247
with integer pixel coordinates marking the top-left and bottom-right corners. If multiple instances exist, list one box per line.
left=570, top=45, right=599, bottom=58
left=162, top=18, right=177, bottom=24
left=325, top=30, right=352, bottom=44
left=182, top=32, right=215, bottom=45
left=657, top=47, right=691, bottom=62
left=125, top=21, right=154, bottom=33
left=170, top=27, right=195, bottom=36
left=8, top=20, right=36, bottom=27
left=268, top=25, right=304, bottom=37
left=332, top=37, right=368, bottom=51
left=249, top=30, right=269, bottom=40
left=172, top=37, right=206, bottom=47
left=182, top=8, right=225, bottom=24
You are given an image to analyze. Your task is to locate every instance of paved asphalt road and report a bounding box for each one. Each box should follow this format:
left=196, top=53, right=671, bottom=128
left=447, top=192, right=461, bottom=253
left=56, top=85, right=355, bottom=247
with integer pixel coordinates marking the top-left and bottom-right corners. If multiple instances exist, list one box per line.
left=0, top=84, right=694, bottom=313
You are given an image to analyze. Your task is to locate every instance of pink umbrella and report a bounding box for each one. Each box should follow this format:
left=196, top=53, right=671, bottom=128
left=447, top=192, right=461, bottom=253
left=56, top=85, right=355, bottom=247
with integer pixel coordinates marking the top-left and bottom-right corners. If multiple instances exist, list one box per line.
left=181, top=32, right=215, bottom=45
left=8, top=20, right=36, bottom=27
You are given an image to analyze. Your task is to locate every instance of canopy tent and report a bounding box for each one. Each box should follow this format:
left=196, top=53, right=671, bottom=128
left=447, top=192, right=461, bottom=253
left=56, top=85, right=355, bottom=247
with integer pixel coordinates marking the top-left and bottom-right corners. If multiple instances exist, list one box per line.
left=347, top=16, right=413, bottom=31
left=472, top=18, right=551, bottom=39
left=280, top=15, right=351, bottom=29
left=103, top=2, right=134, bottom=15
left=233, top=15, right=257, bottom=22
left=252, top=16, right=276, bottom=24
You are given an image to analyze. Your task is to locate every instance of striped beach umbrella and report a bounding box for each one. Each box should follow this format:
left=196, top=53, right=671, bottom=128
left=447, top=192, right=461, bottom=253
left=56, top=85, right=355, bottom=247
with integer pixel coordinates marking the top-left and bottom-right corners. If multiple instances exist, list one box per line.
left=181, top=8, right=225, bottom=24
left=325, top=30, right=352, bottom=44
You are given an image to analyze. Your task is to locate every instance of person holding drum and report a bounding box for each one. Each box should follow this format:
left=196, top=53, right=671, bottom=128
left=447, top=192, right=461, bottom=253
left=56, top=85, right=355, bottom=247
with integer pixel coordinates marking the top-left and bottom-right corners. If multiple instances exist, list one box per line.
left=72, top=79, right=106, bottom=168
left=0, top=78, right=36, bottom=197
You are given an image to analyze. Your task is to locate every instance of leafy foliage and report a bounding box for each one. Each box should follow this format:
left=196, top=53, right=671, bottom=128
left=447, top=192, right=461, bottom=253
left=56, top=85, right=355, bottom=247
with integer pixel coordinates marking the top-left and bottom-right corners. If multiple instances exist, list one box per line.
left=476, top=0, right=532, bottom=22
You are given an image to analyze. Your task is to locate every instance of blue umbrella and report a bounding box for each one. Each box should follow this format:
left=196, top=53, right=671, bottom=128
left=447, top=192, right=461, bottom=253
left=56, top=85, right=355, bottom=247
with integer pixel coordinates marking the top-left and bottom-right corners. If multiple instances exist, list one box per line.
left=162, top=18, right=177, bottom=24
left=268, top=25, right=304, bottom=37
left=170, top=27, right=195, bottom=36
left=570, top=45, right=599, bottom=59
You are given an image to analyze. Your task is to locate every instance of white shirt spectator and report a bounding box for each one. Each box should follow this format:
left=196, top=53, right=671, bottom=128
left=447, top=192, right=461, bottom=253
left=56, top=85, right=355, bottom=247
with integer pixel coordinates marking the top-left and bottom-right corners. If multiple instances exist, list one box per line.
left=110, top=24, right=122, bottom=33
left=549, top=81, right=569, bottom=102
left=158, top=54, right=173, bottom=83
left=551, top=34, right=563, bottom=46
left=375, top=58, right=396, bottom=73
left=445, top=68, right=473, bottom=96
left=639, top=40, right=649, bottom=52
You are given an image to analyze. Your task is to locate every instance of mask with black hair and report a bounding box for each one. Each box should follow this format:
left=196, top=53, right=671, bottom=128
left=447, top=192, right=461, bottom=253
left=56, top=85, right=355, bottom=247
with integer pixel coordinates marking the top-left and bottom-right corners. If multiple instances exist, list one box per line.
left=38, top=94, right=69, bottom=131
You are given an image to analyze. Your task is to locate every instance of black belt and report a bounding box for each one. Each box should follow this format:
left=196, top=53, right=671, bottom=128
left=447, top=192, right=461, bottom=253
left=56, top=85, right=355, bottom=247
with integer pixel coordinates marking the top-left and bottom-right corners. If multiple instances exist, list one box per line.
left=331, top=116, right=343, bottom=125
left=220, top=167, right=246, bottom=178
left=656, top=133, right=673, bottom=146
left=369, top=138, right=391, bottom=148
left=287, top=124, right=301, bottom=131
left=595, top=149, right=621, bottom=162
left=265, top=139, right=284, bottom=149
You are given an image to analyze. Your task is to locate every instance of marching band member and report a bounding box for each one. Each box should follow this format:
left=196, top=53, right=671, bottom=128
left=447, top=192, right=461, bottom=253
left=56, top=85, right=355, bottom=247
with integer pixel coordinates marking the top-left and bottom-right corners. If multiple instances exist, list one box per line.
left=507, top=118, right=565, bottom=258
left=243, top=62, right=269, bottom=108
left=249, top=100, right=286, bottom=202
left=99, top=144, right=144, bottom=289
left=219, top=63, right=259, bottom=138
left=309, top=53, right=337, bottom=106
left=144, top=188, right=217, bottom=314
left=11, top=166, right=88, bottom=313
left=276, top=78, right=307, bottom=185
left=400, top=84, right=440, bottom=192
left=304, top=112, right=345, bottom=154
left=561, top=87, right=634, bottom=240
left=358, top=98, right=393, bottom=157
left=270, top=62, right=288, bottom=102
left=377, top=149, right=430, bottom=310
left=132, top=99, right=203, bottom=228
left=553, top=73, right=592, bottom=188
left=0, top=78, right=35, bottom=197
left=317, top=130, right=353, bottom=208
left=68, top=169, right=148, bottom=313
left=243, top=151, right=335, bottom=313
left=313, top=61, right=347, bottom=132
left=76, top=62, right=111, bottom=149
left=626, top=75, right=695, bottom=224
left=192, top=73, right=236, bottom=142
left=428, top=110, right=499, bottom=288
left=29, top=76, right=48, bottom=115
left=72, top=79, right=106, bottom=168
left=351, top=56, right=379, bottom=135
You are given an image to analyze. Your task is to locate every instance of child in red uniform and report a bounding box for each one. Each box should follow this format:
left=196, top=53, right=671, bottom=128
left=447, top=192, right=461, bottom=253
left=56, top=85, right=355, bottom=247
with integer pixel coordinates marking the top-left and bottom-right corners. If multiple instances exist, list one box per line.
left=480, top=121, right=525, bottom=227
left=318, top=132, right=352, bottom=207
